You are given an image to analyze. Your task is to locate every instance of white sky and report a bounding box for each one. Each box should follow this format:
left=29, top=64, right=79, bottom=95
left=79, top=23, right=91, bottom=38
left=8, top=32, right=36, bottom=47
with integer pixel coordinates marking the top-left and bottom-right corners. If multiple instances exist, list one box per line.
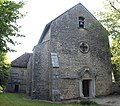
left=8, top=0, right=104, bottom=62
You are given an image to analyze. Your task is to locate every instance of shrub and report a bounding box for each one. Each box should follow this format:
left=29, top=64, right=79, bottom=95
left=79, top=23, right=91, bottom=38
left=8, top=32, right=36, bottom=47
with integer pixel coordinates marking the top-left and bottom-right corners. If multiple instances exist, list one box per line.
left=0, top=86, right=3, bottom=93
left=80, top=100, right=99, bottom=105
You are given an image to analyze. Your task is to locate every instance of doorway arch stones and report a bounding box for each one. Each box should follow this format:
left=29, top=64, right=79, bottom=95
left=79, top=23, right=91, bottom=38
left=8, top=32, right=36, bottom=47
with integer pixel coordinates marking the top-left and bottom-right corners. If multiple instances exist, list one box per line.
left=78, top=66, right=95, bottom=98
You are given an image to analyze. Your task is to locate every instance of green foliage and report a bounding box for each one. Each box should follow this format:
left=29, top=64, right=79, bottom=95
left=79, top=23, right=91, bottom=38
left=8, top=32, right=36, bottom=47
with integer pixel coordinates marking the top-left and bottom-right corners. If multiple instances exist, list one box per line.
left=111, top=39, right=120, bottom=81
left=0, top=0, right=25, bottom=87
left=0, top=52, right=10, bottom=87
left=0, top=86, right=3, bottom=92
left=0, top=0, right=25, bottom=52
left=80, top=100, right=99, bottom=106
left=0, top=0, right=6, bottom=4
left=97, top=0, right=120, bottom=81
left=111, top=87, right=120, bottom=95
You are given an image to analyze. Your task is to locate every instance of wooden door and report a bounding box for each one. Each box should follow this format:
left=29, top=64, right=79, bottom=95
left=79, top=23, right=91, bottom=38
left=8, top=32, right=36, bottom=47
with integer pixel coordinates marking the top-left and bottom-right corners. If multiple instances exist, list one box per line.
left=82, top=80, right=89, bottom=97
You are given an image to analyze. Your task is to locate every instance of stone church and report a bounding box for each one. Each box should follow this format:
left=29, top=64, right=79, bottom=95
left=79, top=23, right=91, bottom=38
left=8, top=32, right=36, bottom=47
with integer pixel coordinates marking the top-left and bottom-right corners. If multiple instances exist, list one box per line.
left=6, top=3, right=113, bottom=102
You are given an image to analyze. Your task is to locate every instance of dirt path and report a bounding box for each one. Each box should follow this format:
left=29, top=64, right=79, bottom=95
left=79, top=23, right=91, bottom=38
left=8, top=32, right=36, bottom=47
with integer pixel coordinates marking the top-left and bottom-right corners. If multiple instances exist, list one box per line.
left=90, top=95, right=120, bottom=106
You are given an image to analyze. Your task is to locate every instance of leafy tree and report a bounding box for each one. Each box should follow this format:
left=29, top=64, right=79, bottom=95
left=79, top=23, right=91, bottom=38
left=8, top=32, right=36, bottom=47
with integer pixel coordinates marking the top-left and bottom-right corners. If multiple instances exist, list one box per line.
left=0, top=0, right=25, bottom=87
left=0, top=0, right=25, bottom=52
left=111, top=39, right=120, bottom=81
left=97, top=0, right=120, bottom=81
left=0, top=52, right=10, bottom=87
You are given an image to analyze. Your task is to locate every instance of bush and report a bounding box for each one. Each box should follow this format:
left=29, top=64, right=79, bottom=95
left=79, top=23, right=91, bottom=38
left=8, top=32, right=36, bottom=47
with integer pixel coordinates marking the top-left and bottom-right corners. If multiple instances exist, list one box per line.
left=111, top=89, right=120, bottom=95
left=0, top=86, right=3, bottom=93
left=80, top=100, right=99, bottom=105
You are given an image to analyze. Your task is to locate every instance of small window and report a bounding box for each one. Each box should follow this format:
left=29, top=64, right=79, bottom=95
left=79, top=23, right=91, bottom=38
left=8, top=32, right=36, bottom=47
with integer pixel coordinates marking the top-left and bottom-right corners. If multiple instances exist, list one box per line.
left=79, top=42, right=89, bottom=54
left=79, top=16, right=85, bottom=28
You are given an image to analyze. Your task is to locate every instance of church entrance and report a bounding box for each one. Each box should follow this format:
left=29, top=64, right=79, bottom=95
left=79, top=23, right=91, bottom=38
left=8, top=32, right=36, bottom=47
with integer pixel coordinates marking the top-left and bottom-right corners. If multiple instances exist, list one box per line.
left=78, top=67, right=95, bottom=98
left=82, top=80, right=90, bottom=97
left=79, top=79, right=95, bottom=98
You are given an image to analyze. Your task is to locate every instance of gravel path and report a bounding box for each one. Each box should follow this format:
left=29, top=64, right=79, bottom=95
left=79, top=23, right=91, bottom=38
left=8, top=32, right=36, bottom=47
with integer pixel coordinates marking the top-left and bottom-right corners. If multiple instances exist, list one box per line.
left=24, top=94, right=120, bottom=106
left=90, top=95, right=120, bottom=106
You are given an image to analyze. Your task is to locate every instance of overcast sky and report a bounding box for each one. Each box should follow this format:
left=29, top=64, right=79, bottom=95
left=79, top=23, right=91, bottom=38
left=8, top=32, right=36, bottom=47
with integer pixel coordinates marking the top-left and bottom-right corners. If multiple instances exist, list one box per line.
left=8, top=0, right=104, bottom=61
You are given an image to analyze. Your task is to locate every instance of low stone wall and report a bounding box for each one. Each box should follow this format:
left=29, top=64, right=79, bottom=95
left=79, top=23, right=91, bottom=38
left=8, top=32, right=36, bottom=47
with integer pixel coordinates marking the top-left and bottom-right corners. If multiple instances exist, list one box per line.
left=112, top=82, right=120, bottom=94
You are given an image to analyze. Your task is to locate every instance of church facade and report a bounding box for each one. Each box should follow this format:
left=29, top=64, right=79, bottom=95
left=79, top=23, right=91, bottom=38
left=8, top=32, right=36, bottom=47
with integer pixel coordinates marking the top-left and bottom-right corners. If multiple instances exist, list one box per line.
left=28, top=3, right=113, bottom=101
left=7, top=3, right=113, bottom=102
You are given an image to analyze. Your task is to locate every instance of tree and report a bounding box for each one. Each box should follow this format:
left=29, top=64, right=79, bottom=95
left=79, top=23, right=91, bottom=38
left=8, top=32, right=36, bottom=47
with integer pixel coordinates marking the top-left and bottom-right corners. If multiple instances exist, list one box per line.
left=0, top=0, right=25, bottom=87
left=0, top=0, right=25, bottom=52
left=0, top=52, right=10, bottom=87
left=97, top=0, right=120, bottom=81
left=111, top=39, right=120, bottom=81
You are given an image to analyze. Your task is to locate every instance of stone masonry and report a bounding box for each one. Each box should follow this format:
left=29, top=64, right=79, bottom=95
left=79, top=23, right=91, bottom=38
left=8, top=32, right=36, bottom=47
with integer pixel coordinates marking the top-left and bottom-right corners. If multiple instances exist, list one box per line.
left=31, top=3, right=113, bottom=101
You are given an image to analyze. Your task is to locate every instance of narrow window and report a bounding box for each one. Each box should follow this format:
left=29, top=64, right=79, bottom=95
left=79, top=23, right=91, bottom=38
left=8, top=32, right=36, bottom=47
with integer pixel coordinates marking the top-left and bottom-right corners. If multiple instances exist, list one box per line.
left=79, top=16, right=85, bottom=28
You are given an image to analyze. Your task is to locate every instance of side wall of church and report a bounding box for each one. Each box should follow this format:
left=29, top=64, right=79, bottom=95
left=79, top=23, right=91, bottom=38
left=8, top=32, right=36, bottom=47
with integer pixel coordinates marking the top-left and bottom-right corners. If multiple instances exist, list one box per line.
left=50, top=4, right=112, bottom=100
left=32, top=41, right=51, bottom=100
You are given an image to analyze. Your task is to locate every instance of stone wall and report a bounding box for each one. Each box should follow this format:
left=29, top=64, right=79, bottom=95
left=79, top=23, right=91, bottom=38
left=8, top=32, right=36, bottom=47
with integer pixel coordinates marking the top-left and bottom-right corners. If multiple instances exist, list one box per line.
left=32, top=3, right=113, bottom=101
left=26, top=55, right=33, bottom=96
left=50, top=3, right=112, bottom=100
left=60, top=79, right=78, bottom=100
left=6, top=67, right=27, bottom=93
left=32, top=41, right=51, bottom=100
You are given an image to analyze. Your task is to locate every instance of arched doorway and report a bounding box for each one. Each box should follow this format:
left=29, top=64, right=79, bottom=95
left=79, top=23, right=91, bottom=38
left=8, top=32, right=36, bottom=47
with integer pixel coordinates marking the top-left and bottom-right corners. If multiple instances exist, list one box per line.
left=78, top=66, right=95, bottom=98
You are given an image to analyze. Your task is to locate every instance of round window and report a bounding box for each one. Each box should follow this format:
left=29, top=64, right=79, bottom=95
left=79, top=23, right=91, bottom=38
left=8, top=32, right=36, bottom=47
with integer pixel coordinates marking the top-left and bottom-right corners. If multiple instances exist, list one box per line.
left=79, top=42, right=89, bottom=54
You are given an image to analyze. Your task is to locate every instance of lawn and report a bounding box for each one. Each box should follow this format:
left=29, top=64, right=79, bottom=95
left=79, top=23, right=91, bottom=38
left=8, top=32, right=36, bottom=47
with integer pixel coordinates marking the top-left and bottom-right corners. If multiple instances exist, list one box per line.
left=0, top=93, right=99, bottom=106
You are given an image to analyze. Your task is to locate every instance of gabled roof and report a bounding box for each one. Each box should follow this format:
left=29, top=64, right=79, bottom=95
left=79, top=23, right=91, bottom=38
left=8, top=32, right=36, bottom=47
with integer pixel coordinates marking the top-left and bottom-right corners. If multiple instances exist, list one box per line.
left=38, top=3, right=83, bottom=44
left=11, top=53, right=32, bottom=68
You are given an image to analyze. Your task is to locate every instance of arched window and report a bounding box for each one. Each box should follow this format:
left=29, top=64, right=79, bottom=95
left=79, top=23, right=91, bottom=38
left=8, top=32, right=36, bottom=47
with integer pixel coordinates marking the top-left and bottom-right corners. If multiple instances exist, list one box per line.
left=79, top=16, right=85, bottom=28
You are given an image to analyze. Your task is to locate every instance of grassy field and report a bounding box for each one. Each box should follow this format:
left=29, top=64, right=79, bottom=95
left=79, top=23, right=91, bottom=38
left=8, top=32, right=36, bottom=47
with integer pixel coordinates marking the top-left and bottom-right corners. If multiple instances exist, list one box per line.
left=0, top=93, right=99, bottom=106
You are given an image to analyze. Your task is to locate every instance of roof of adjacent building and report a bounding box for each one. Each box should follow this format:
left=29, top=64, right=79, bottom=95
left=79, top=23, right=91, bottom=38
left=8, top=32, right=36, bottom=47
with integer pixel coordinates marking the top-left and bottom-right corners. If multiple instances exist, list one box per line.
left=11, top=53, right=32, bottom=68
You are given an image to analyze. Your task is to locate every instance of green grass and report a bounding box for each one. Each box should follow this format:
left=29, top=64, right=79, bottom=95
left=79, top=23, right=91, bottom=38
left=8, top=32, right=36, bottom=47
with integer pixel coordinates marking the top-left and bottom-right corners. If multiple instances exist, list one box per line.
left=0, top=93, right=99, bottom=106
